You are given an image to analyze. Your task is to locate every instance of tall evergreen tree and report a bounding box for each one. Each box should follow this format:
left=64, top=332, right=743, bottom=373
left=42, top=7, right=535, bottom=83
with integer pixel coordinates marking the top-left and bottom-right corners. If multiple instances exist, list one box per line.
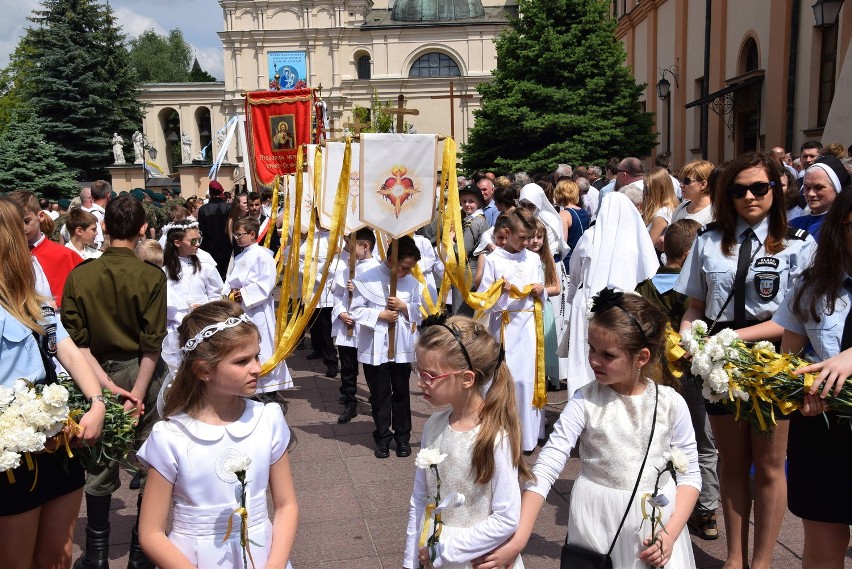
left=0, top=114, right=80, bottom=198
left=189, top=58, right=217, bottom=82
left=16, top=0, right=143, bottom=179
left=462, top=0, right=656, bottom=173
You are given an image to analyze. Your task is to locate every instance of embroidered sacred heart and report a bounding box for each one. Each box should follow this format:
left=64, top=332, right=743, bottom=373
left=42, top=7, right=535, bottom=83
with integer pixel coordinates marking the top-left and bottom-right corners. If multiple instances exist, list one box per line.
left=377, top=165, right=419, bottom=218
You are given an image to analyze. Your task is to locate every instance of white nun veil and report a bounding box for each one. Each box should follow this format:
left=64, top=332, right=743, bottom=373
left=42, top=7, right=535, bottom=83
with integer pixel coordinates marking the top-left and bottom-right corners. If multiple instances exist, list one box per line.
left=519, top=183, right=570, bottom=259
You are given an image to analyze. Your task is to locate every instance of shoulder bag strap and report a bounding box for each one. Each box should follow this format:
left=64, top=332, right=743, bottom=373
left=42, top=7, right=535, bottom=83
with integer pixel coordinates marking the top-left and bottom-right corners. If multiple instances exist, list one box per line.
left=605, top=382, right=658, bottom=555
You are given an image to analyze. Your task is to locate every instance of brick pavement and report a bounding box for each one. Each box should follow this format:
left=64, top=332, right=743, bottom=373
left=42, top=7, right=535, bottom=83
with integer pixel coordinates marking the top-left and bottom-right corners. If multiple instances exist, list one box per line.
left=73, top=346, right=849, bottom=568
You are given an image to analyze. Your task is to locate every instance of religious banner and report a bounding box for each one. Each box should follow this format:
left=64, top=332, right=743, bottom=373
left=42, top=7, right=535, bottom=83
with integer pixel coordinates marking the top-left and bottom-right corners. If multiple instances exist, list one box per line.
left=245, top=88, right=313, bottom=184
left=268, top=51, right=307, bottom=90
left=321, top=141, right=363, bottom=233
left=359, top=133, right=438, bottom=238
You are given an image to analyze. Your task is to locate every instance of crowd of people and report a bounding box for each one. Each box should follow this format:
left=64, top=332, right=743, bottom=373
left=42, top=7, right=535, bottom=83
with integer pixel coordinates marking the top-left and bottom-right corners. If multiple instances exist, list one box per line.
left=1, top=138, right=851, bottom=569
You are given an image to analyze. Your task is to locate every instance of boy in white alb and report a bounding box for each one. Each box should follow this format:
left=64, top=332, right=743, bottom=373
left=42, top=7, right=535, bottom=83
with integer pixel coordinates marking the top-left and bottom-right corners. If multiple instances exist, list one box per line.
left=223, top=216, right=292, bottom=391
left=350, top=236, right=424, bottom=459
left=331, top=228, right=380, bottom=424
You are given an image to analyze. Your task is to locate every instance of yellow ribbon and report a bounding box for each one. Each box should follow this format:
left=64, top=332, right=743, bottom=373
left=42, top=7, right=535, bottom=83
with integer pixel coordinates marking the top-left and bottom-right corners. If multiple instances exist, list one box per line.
left=664, top=325, right=686, bottom=379
left=221, top=506, right=257, bottom=569
left=418, top=503, right=437, bottom=548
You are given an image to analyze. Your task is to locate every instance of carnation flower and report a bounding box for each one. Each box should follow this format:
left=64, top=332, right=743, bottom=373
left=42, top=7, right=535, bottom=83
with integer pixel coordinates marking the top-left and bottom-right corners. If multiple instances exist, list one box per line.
left=225, top=454, right=252, bottom=473
left=669, top=448, right=689, bottom=474
left=415, top=447, right=448, bottom=469
left=0, top=386, right=13, bottom=407
left=41, top=384, right=69, bottom=408
left=0, top=450, right=20, bottom=472
left=715, top=328, right=739, bottom=347
left=692, top=320, right=708, bottom=335
left=753, top=341, right=776, bottom=353
left=708, top=367, right=730, bottom=393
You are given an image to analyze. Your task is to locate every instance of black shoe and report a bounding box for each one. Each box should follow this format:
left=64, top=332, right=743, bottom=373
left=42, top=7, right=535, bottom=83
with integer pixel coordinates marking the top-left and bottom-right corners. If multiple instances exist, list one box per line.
left=128, top=471, right=141, bottom=490
left=325, top=366, right=338, bottom=378
left=127, top=525, right=155, bottom=569
left=337, top=406, right=358, bottom=424
left=374, top=443, right=390, bottom=458
left=73, top=526, right=110, bottom=569
left=306, top=352, right=322, bottom=360
left=396, top=442, right=412, bottom=457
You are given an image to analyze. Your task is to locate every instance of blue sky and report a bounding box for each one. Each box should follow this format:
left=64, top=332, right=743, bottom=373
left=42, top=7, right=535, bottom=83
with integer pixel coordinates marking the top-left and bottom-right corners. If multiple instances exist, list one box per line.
left=0, top=0, right=225, bottom=79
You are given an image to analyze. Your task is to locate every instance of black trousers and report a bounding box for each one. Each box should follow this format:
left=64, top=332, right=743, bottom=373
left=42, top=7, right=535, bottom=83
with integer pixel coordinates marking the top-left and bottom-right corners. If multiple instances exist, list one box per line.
left=338, top=345, right=359, bottom=406
left=363, top=362, right=412, bottom=446
left=309, top=307, right=337, bottom=368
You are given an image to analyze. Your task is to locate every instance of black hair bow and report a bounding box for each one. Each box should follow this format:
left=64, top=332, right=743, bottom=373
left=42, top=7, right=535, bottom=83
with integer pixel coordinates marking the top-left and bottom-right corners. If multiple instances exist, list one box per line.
left=590, top=287, right=624, bottom=315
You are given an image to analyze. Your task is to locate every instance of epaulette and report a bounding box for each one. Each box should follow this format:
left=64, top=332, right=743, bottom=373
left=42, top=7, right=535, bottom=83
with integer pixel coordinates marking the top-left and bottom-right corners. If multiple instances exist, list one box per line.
left=697, top=221, right=720, bottom=236
left=786, top=227, right=809, bottom=240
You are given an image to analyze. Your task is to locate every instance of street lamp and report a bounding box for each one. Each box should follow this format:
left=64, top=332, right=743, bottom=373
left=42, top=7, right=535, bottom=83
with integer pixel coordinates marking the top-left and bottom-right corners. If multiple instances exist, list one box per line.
left=813, top=0, right=844, bottom=26
left=657, top=67, right=679, bottom=155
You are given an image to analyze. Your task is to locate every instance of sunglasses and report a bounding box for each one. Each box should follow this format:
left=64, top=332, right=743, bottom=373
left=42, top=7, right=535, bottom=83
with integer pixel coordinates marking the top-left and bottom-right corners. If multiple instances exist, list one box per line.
left=680, top=177, right=701, bottom=186
left=412, top=367, right=465, bottom=386
left=727, top=181, right=774, bottom=199
left=189, top=237, right=203, bottom=246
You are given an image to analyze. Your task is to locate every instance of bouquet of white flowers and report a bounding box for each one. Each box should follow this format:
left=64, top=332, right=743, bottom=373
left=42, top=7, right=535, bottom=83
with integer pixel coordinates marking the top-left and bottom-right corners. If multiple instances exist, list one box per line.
left=0, top=380, right=70, bottom=478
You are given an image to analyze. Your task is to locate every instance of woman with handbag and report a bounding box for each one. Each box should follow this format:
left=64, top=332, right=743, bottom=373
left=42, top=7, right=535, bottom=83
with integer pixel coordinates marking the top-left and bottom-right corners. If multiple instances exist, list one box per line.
left=474, top=289, right=700, bottom=569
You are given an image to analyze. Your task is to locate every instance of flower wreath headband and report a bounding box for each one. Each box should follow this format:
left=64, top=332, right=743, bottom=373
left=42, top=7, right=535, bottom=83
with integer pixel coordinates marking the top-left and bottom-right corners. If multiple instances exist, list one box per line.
left=586, top=287, right=648, bottom=345
left=162, top=220, right=200, bottom=236
left=179, top=314, right=252, bottom=355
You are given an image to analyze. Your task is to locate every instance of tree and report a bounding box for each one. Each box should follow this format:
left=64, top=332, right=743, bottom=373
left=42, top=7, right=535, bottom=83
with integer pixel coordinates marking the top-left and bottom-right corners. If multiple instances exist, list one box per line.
left=129, top=29, right=192, bottom=83
left=462, top=0, right=657, bottom=173
left=12, top=0, right=143, bottom=179
left=0, top=114, right=80, bottom=199
left=189, top=58, right=217, bottom=82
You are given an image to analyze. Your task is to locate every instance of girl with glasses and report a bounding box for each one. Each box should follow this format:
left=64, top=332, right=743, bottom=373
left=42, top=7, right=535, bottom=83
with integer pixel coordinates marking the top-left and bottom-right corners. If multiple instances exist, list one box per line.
left=161, top=219, right=224, bottom=369
left=405, top=317, right=530, bottom=569
left=675, top=152, right=817, bottom=569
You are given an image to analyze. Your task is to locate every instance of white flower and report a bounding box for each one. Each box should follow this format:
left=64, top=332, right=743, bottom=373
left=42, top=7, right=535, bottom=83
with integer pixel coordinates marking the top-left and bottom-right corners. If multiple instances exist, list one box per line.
left=0, top=386, right=14, bottom=408
left=669, top=449, right=689, bottom=474
left=585, top=298, right=595, bottom=321
left=715, top=328, right=739, bottom=347
left=41, top=384, right=69, bottom=408
left=708, top=367, right=730, bottom=393
left=691, top=353, right=714, bottom=378
left=225, top=454, right=252, bottom=473
left=702, top=383, right=723, bottom=402
left=753, top=341, right=776, bottom=353
left=415, top=447, right=448, bottom=469
left=692, top=320, right=708, bottom=336
left=704, top=340, right=725, bottom=362
left=0, top=450, right=21, bottom=472
left=12, top=427, right=47, bottom=453
left=731, top=386, right=750, bottom=402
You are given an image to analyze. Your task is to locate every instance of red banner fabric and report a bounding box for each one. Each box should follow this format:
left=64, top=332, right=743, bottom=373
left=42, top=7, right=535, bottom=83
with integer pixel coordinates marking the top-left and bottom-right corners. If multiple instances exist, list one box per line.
left=245, top=88, right=314, bottom=184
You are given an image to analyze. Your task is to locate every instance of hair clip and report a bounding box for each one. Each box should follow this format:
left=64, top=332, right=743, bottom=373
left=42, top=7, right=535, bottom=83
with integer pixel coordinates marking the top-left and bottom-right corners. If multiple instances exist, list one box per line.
left=179, top=314, right=252, bottom=355
left=587, top=287, right=647, bottom=345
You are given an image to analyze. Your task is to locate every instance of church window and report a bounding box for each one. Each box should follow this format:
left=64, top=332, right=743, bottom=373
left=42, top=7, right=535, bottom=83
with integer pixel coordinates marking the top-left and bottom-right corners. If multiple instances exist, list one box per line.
left=408, top=52, right=461, bottom=78
left=818, top=23, right=838, bottom=127
left=357, top=55, right=371, bottom=80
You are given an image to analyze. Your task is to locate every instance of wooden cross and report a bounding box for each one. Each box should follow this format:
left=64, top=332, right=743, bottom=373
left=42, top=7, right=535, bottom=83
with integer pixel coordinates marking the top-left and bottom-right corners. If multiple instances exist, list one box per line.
left=382, top=94, right=420, bottom=133
left=342, top=116, right=370, bottom=136
left=430, top=81, right=473, bottom=140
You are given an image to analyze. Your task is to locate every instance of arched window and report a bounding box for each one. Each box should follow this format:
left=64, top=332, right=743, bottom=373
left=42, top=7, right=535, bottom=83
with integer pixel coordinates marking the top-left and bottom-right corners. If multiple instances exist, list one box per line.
left=408, top=52, right=461, bottom=78
left=357, top=54, right=371, bottom=80
left=741, top=37, right=759, bottom=74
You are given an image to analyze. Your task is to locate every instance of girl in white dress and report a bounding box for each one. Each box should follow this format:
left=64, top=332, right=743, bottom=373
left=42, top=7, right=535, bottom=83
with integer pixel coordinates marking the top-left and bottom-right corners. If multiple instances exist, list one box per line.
left=162, top=220, right=224, bottom=369
left=137, top=301, right=298, bottom=569
left=476, top=208, right=545, bottom=453
left=475, top=290, right=700, bottom=569
left=405, top=316, right=530, bottom=569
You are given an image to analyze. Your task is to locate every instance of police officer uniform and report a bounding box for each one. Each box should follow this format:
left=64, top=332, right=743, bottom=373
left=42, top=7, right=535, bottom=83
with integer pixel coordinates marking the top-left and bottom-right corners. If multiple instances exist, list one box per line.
left=773, top=276, right=852, bottom=524
left=675, top=216, right=817, bottom=413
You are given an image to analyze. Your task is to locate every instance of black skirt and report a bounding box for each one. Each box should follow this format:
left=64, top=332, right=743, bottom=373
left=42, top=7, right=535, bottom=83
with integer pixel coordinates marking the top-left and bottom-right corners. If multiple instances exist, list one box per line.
left=0, top=452, right=84, bottom=516
left=787, top=411, right=852, bottom=524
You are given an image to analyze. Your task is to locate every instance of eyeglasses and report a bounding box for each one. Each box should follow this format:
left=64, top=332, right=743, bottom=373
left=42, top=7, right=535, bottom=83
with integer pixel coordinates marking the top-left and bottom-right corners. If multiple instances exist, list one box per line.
left=680, top=177, right=701, bottom=186
left=233, top=232, right=249, bottom=239
left=412, top=367, right=465, bottom=385
left=727, top=181, right=774, bottom=199
left=189, top=237, right=203, bottom=246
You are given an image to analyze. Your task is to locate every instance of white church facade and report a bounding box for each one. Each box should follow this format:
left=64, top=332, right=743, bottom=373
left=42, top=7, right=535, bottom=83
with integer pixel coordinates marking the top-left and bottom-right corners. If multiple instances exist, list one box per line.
left=138, top=0, right=515, bottom=191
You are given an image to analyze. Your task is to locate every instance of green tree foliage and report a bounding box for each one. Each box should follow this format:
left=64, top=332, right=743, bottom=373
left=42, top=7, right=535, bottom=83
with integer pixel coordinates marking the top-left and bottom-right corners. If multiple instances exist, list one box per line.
left=0, top=43, right=37, bottom=134
left=462, top=0, right=657, bottom=173
left=10, top=0, right=144, bottom=179
left=189, top=58, right=217, bottom=82
left=129, top=28, right=200, bottom=83
left=0, top=115, right=80, bottom=198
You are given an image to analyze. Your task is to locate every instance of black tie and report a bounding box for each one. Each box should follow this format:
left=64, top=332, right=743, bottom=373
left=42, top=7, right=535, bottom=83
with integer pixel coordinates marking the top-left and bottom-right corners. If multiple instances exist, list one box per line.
left=734, top=228, right=753, bottom=329
left=841, top=278, right=852, bottom=351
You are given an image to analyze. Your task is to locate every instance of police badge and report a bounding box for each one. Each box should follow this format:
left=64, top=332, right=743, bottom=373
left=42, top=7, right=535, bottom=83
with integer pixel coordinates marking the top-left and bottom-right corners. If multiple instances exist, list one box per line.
left=754, top=272, right=780, bottom=301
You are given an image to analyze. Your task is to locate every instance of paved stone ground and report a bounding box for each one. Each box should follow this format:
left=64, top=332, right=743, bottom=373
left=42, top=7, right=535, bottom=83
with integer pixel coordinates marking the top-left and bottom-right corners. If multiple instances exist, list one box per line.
left=73, top=345, right=851, bottom=567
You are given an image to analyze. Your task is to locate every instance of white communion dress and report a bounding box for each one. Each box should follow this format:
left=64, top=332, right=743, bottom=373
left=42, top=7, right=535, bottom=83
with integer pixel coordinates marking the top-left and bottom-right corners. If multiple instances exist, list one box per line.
left=405, top=409, right=524, bottom=569
left=137, top=400, right=293, bottom=569
left=528, top=381, right=700, bottom=568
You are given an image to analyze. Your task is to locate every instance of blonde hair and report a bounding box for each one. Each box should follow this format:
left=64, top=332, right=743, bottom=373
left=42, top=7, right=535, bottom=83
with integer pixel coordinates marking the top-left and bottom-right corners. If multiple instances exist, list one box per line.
left=0, top=198, right=46, bottom=333
left=135, top=239, right=164, bottom=268
left=553, top=179, right=580, bottom=207
left=416, top=317, right=532, bottom=484
left=642, top=167, right=679, bottom=225
left=163, top=300, right=260, bottom=418
left=531, top=219, right=557, bottom=287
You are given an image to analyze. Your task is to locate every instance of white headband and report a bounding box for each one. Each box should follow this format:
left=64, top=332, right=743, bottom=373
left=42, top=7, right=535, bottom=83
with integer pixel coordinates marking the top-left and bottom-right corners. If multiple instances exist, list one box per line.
left=179, top=314, right=252, bottom=355
left=805, top=163, right=842, bottom=194
left=163, top=220, right=200, bottom=236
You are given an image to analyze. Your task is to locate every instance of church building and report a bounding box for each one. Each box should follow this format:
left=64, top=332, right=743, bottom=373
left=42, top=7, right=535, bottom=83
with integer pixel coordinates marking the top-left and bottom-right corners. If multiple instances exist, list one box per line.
left=138, top=0, right=516, bottom=188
